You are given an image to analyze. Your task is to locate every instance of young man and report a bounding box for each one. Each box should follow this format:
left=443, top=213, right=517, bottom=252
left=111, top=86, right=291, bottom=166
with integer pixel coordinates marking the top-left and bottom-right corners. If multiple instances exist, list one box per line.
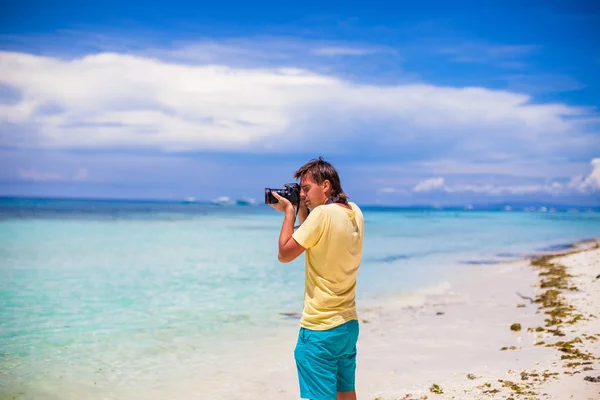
left=269, top=157, right=365, bottom=400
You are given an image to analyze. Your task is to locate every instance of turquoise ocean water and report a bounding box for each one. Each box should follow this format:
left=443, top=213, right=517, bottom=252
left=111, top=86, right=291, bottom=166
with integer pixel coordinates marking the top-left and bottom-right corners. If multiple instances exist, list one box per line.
left=1, top=198, right=599, bottom=398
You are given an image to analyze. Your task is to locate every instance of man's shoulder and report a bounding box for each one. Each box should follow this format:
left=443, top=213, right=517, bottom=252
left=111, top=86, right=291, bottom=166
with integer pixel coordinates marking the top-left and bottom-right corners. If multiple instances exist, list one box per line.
left=308, top=205, right=327, bottom=217
left=349, top=201, right=363, bottom=213
left=315, top=202, right=361, bottom=216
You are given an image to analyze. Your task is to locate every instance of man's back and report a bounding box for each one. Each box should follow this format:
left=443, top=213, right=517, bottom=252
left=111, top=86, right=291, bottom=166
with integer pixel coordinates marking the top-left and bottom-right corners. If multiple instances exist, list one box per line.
left=292, top=202, right=364, bottom=330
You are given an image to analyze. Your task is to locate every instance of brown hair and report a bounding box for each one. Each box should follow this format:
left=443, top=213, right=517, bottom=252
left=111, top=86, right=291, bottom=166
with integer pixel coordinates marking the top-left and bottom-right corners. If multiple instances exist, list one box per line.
left=294, top=156, right=349, bottom=204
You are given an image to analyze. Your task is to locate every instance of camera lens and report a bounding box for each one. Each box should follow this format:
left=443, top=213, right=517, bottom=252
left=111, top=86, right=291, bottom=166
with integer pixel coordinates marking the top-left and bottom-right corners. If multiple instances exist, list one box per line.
left=265, top=188, right=277, bottom=204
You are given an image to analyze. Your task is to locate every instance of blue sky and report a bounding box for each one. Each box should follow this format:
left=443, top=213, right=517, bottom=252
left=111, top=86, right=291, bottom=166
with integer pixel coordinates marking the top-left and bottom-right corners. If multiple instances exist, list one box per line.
left=0, top=0, right=599, bottom=205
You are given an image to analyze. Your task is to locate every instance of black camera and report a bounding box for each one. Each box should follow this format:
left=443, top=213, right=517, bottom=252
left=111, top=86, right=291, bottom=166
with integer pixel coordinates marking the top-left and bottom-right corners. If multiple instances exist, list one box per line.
left=265, top=183, right=300, bottom=205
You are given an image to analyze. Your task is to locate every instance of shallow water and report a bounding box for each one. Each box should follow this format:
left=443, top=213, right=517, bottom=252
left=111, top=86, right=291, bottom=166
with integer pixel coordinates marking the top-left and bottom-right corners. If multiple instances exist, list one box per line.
left=1, top=199, right=599, bottom=398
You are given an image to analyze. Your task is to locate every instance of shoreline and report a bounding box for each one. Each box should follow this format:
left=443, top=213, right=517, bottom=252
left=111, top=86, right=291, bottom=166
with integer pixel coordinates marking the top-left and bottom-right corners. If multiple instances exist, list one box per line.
left=165, top=236, right=600, bottom=400
left=3, top=238, right=599, bottom=399
left=354, top=238, right=600, bottom=399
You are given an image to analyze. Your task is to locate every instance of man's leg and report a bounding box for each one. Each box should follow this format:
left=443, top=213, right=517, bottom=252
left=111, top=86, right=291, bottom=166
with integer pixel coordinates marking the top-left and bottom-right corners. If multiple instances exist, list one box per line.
left=337, top=390, right=357, bottom=400
left=336, top=320, right=359, bottom=399
left=294, top=328, right=338, bottom=399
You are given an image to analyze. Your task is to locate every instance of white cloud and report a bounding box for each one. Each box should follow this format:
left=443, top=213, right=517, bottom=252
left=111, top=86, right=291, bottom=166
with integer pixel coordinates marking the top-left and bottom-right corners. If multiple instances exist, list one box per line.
left=413, top=177, right=447, bottom=192
left=378, top=187, right=406, bottom=194
left=0, top=50, right=596, bottom=159
left=580, top=158, right=600, bottom=191
left=568, top=158, right=600, bottom=193
left=18, top=169, right=62, bottom=181
left=409, top=157, right=600, bottom=196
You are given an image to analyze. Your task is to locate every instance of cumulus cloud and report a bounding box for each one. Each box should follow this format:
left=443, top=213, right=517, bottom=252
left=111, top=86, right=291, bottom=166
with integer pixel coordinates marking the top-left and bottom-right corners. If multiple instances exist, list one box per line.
left=410, top=157, right=600, bottom=196
left=413, top=177, right=447, bottom=192
left=569, top=158, right=600, bottom=193
left=0, top=50, right=596, bottom=159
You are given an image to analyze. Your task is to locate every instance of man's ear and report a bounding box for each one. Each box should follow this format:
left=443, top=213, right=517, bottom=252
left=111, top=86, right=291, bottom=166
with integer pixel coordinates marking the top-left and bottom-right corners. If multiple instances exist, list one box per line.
left=322, top=179, right=331, bottom=192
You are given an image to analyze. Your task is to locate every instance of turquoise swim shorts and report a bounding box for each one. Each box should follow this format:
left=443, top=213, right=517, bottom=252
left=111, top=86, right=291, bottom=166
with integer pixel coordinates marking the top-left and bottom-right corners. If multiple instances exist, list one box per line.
left=294, top=320, right=360, bottom=400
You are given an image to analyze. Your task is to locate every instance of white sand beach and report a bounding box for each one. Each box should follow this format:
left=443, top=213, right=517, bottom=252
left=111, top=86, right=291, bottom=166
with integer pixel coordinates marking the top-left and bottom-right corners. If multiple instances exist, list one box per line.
left=352, top=239, right=600, bottom=400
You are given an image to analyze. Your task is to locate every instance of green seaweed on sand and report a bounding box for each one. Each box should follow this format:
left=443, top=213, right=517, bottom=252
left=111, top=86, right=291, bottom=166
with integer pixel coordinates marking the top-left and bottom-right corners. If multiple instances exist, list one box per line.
left=531, top=250, right=599, bottom=376
left=535, top=289, right=561, bottom=308
left=582, top=333, right=598, bottom=342
left=516, top=246, right=600, bottom=390
left=528, top=326, right=545, bottom=332
left=482, top=388, right=499, bottom=394
left=542, top=371, right=559, bottom=380
left=498, top=379, right=536, bottom=396
left=517, top=370, right=558, bottom=384
left=545, top=327, right=565, bottom=337
left=429, top=383, right=443, bottom=394
left=399, top=395, right=428, bottom=400
left=477, top=382, right=499, bottom=394
left=564, top=370, right=581, bottom=375
left=538, top=263, right=572, bottom=290
left=529, top=255, right=589, bottom=331
left=510, top=323, right=522, bottom=331
left=565, top=313, right=587, bottom=325
left=544, top=337, right=596, bottom=362
left=544, top=303, right=576, bottom=326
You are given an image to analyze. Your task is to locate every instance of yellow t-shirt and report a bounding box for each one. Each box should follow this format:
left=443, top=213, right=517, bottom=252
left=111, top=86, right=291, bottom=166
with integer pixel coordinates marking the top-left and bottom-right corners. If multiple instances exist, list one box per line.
left=292, top=202, right=364, bottom=330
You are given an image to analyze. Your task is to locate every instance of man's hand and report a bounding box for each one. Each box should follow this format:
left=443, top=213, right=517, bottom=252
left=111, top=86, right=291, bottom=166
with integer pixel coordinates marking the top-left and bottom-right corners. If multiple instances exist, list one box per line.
left=269, top=192, right=294, bottom=213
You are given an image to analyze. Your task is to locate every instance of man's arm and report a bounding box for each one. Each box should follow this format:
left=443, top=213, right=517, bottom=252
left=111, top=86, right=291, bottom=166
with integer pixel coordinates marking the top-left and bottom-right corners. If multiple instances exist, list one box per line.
left=268, top=192, right=306, bottom=263
left=277, top=205, right=306, bottom=263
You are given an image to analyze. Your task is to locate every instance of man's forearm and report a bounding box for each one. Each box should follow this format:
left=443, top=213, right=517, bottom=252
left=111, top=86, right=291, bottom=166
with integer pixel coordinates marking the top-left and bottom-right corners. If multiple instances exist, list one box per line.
left=278, top=206, right=296, bottom=251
